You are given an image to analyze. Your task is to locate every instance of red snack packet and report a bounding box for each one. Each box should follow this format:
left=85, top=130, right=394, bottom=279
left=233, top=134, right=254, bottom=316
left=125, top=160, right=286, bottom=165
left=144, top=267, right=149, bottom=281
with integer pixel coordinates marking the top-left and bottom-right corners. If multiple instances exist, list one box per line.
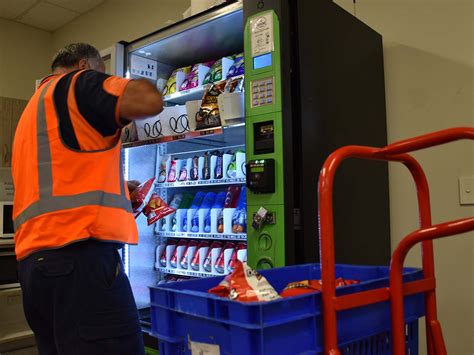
left=215, top=242, right=235, bottom=274
left=170, top=239, right=188, bottom=268
left=191, top=241, right=209, bottom=271
left=130, top=177, right=155, bottom=218
left=280, top=278, right=359, bottom=298
left=209, top=261, right=280, bottom=302
left=143, top=193, right=176, bottom=225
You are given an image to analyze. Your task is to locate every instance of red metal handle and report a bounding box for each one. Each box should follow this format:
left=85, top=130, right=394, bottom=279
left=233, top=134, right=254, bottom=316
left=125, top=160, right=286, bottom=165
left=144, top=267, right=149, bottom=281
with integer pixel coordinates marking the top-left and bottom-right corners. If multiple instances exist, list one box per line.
left=390, top=217, right=474, bottom=355
left=318, top=127, right=474, bottom=355
left=378, top=127, right=474, bottom=155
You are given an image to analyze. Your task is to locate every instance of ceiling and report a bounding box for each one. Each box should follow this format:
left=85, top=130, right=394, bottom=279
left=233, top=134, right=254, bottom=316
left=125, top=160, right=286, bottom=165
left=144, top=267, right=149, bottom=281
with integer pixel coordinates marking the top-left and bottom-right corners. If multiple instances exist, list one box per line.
left=0, top=0, right=106, bottom=31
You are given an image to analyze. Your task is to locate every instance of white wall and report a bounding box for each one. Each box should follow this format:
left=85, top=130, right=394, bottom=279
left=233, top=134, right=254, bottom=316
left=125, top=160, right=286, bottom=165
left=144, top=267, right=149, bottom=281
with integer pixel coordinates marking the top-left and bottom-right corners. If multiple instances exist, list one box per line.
left=52, top=0, right=190, bottom=54
left=0, top=19, right=52, bottom=100
left=1, top=0, right=472, bottom=352
left=334, top=1, right=474, bottom=354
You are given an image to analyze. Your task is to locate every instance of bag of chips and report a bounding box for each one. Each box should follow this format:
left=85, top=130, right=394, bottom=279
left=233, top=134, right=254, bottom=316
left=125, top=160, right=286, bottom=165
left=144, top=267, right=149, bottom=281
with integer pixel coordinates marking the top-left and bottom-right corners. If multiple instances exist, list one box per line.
left=203, top=60, right=222, bottom=84
left=130, top=177, right=155, bottom=218
left=180, top=62, right=213, bottom=91
left=280, top=278, right=360, bottom=298
left=232, top=188, right=246, bottom=233
left=195, top=80, right=227, bottom=130
left=143, top=193, right=176, bottom=225
left=225, top=75, right=244, bottom=93
left=209, top=261, right=280, bottom=302
left=226, top=53, right=244, bottom=78
left=163, top=66, right=191, bottom=96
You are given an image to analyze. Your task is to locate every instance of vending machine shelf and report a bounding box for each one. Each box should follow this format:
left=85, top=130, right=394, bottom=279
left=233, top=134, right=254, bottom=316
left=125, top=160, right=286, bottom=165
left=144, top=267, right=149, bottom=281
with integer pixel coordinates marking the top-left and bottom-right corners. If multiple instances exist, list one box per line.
left=155, top=231, right=247, bottom=241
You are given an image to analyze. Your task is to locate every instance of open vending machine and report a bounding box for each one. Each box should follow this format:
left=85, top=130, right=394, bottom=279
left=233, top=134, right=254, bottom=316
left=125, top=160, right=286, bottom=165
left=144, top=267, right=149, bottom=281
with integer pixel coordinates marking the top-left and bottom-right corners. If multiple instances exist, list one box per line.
left=110, top=0, right=391, bottom=337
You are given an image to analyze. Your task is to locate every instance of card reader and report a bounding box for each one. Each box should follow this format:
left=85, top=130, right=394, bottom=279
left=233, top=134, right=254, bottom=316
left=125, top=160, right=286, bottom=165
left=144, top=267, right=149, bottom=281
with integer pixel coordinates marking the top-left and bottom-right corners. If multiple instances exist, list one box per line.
left=246, top=159, right=275, bottom=194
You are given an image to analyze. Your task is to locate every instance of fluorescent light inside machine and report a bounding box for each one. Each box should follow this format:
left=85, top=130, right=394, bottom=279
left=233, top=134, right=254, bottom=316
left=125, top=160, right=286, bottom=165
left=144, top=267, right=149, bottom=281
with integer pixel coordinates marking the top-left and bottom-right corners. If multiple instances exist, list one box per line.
left=123, top=148, right=130, bottom=276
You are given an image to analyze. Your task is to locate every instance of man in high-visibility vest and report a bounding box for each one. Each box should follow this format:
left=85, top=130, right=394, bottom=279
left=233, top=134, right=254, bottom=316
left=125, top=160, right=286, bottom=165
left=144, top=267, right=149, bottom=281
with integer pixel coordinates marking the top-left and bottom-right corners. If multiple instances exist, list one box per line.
left=12, top=43, right=163, bottom=354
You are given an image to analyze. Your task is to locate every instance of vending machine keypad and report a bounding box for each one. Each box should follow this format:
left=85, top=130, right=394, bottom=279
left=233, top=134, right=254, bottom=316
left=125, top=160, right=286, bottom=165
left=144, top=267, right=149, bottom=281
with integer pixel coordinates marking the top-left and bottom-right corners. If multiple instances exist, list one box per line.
left=251, top=77, right=274, bottom=107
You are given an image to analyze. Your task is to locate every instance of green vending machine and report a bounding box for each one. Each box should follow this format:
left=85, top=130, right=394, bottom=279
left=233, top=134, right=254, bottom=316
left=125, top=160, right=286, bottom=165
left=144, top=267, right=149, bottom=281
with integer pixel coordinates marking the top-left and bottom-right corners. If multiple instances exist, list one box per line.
left=244, top=0, right=391, bottom=268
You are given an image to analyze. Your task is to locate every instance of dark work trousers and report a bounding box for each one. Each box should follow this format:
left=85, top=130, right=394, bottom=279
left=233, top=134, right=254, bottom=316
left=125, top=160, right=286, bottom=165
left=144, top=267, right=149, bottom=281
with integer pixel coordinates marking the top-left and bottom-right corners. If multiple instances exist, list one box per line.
left=18, top=240, right=145, bottom=355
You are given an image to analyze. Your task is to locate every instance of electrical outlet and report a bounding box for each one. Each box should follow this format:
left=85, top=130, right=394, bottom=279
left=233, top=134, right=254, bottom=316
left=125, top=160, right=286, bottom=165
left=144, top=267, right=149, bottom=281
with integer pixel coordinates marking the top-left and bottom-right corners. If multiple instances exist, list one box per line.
left=459, top=177, right=474, bottom=205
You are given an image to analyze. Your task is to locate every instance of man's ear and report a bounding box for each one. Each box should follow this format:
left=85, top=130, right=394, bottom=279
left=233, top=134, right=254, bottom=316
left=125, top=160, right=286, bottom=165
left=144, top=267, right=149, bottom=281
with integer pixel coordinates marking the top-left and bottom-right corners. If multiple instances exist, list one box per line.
left=78, top=58, right=89, bottom=70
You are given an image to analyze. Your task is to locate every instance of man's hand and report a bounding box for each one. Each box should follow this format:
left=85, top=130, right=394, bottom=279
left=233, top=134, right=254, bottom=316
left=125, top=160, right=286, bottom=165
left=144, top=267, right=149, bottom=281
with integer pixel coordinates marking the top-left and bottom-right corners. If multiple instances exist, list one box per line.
left=127, top=180, right=141, bottom=195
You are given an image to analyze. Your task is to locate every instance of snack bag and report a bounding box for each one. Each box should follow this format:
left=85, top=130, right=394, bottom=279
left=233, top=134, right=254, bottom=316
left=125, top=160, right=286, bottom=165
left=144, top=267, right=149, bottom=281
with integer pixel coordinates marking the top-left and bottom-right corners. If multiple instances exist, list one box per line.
left=209, top=261, right=280, bottom=302
left=203, top=59, right=227, bottom=84
left=226, top=151, right=244, bottom=178
left=191, top=241, right=209, bottom=271
left=217, top=186, right=241, bottom=233
left=182, top=192, right=205, bottom=232
left=130, top=177, right=155, bottom=218
left=191, top=192, right=216, bottom=232
left=215, top=242, right=235, bottom=274
left=143, top=193, right=176, bottom=225
left=179, top=62, right=212, bottom=91
left=170, top=239, right=188, bottom=268
left=190, top=156, right=199, bottom=180
left=180, top=240, right=199, bottom=269
left=171, top=193, right=194, bottom=231
left=226, top=53, right=244, bottom=78
left=225, top=75, right=244, bottom=93
left=161, top=194, right=182, bottom=231
left=214, top=151, right=224, bottom=179
left=203, top=241, right=222, bottom=272
left=204, top=191, right=226, bottom=233
left=227, top=243, right=247, bottom=273
left=167, top=159, right=177, bottom=182
left=232, top=188, right=247, bottom=233
left=157, top=156, right=169, bottom=183
left=195, top=80, right=227, bottom=130
left=163, top=66, right=190, bottom=96
left=202, top=151, right=211, bottom=180
left=280, top=278, right=360, bottom=298
left=159, top=240, right=176, bottom=267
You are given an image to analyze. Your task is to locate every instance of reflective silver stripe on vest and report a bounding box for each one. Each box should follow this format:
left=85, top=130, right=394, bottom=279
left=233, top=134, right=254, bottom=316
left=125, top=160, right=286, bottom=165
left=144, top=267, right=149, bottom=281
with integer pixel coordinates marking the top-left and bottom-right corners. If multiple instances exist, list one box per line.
left=14, top=78, right=132, bottom=231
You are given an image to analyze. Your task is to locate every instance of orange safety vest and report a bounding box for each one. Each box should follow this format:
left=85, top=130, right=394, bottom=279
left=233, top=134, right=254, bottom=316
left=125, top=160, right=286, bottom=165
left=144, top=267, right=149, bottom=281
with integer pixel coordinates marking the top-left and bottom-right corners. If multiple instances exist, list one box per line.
left=12, top=73, right=138, bottom=260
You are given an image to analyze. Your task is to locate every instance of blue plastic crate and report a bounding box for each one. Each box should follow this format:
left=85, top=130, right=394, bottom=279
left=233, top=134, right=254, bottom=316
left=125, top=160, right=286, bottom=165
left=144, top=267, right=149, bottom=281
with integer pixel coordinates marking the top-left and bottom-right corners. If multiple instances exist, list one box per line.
left=150, top=264, right=424, bottom=354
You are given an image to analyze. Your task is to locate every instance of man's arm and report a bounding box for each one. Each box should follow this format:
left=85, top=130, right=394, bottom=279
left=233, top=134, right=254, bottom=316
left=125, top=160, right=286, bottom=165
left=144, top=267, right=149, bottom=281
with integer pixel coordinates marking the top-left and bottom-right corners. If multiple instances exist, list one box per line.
left=120, top=79, right=163, bottom=120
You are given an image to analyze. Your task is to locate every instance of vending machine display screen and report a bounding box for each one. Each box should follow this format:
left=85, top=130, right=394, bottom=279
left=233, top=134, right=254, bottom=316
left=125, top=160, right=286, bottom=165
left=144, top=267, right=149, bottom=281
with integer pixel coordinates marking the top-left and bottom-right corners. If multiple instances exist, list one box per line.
left=253, top=53, right=272, bottom=69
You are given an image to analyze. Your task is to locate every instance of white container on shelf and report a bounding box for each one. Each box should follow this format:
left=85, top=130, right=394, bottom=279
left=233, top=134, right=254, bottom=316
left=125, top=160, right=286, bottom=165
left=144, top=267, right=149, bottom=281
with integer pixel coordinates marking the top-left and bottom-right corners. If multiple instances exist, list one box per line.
left=135, top=105, right=190, bottom=141
left=156, top=156, right=170, bottom=184
left=197, top=245, right=209, bottom=272
left=163, top=213, right=174, bottom=232
left=217, top=92, right=245, bottom=124
left=210, top=246, right=221, bottom=274
left=185, top=100, right=200, bottom=132
left=235, top=151, right=246, bottom=179
left=155, top=245, right=165, bottom=269
left=175, top=209, right=187, bottom=232
left=220, top=56, right=235, bottom=80
left=176, top=159, right=187, bottom=182
left=237, top=247, right=247, bottom=263
left=155, top=244, right=176, bottom=268
left=174, top=243, right=187, bottom=270
left=222, top=208, right=236, bottom=234
left=186, top=209, right=197, bottom=232
left=179, top=64, right=211, bottom=91
left=210, top=208, right=221, bottom=233
left=196, top=208, right=209, bottom=233
left=121, top=121, right=138, bottom=142
left=225, top=247, right=234, bottom=274
left=222, top=153, right=233, bottom=179
left=197, top=156, right=205, bottom=180
left=210, top=154, right=218, bottom=179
